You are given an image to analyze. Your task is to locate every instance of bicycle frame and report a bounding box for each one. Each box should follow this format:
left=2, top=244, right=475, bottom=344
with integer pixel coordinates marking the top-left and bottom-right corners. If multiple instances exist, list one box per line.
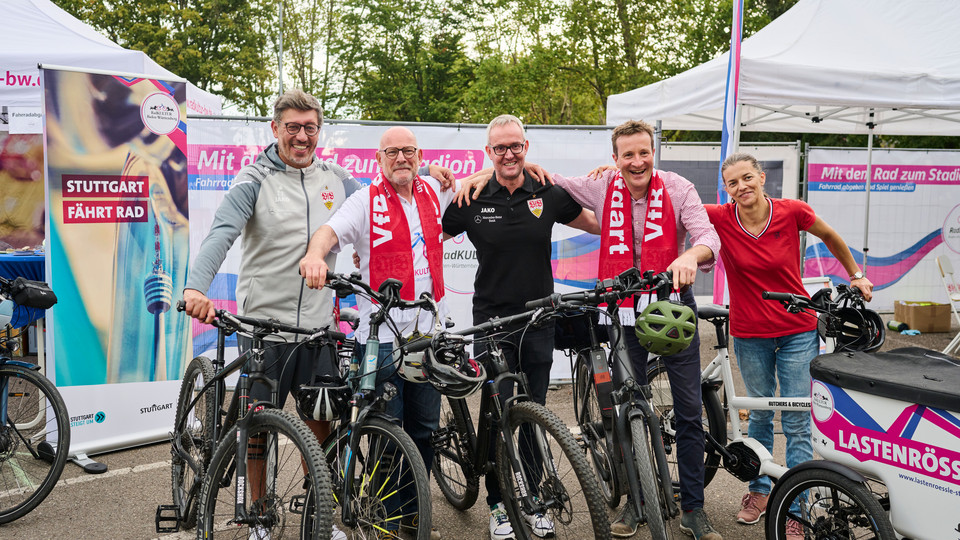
left=597, top=304, right=678, bottom=521
left=441, top=334, right=561, bottom=517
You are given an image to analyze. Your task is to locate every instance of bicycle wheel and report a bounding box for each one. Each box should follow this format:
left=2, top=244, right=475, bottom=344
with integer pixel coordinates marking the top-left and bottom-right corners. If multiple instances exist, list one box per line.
left=323, top=416, right=432, bottom=539
left=432, top=396, right=479, bottom=510
left=496, top=400, right=610, bottom=540
left=170, top=356, right=217, bottom=529
left=197, top=409, right=333, bottom=539
left=646, top=357, right=724, bottom=493
left=765, top=468, right=895, bottom=540
left=573, top=353, right=621, bottom=509
left=630, top=416, right=669, bottom=540
left=0, top=362, right=70, bottom=524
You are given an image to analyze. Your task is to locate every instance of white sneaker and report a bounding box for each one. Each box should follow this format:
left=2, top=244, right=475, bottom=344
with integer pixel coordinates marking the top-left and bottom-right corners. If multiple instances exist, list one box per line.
left=523, top=510, right=555, bottom=538
left=489, top=502, right=515, bottom=540
left=249, top=525, right=271, bottom=540
left=332, top=523, right=347, bottom=540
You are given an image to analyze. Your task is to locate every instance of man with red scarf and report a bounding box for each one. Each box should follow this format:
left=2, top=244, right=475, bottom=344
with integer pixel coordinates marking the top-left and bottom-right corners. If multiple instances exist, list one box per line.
left=300, top=126, right=453, bottom=540
left=551, top=120, right=722, bottom=540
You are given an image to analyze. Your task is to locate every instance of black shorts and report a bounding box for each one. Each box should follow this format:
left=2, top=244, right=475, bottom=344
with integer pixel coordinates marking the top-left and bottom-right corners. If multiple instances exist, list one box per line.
left=238, top=336, right=339, bottom=416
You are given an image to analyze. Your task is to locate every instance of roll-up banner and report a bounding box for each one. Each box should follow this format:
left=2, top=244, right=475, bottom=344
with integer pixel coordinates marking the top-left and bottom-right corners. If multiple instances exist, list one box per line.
left=41, top=66, right=190, bottom=456
left=806, top=147, right=960, bottom=311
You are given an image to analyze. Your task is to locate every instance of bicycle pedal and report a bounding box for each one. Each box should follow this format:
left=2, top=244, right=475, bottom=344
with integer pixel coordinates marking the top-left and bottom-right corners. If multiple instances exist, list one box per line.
left=290, top=493, right=307, bottom=515
left=155, top=504, right=181, bottom=533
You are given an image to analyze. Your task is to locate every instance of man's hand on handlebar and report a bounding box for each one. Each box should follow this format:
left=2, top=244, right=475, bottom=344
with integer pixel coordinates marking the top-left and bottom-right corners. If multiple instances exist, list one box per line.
left=666, top=252, right=699, bottom=290
left=299, top=252, right=330, bottom=290
left=182, top=288, right=216, bottom=324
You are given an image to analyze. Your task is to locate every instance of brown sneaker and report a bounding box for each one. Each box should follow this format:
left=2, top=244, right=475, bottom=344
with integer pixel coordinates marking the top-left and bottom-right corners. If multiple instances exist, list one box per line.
left=736, top=492, right=768, bottom=525
left=785, top=519, right=803, bottom=540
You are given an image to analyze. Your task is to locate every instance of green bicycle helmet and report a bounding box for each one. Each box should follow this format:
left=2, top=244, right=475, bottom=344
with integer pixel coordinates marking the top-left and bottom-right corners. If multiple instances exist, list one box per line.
left=635, top=300, right=697, bottom=356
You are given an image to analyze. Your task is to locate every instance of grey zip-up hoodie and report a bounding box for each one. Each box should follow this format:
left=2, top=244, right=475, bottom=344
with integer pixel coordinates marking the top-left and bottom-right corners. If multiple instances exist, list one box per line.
left=185, top=143, right=360, bottom=335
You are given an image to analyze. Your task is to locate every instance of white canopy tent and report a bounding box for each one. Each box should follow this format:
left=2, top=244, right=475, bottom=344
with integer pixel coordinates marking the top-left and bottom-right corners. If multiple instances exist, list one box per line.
left=2, top=0, right=221, bottom=116
left=607, top=0, right=960, bottom=136
left=607, top=0, right=960, bottom=269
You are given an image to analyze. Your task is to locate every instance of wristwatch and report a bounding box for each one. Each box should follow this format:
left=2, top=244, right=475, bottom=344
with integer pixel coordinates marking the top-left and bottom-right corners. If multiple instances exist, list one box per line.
left=850, top=271, right=865, bottom=280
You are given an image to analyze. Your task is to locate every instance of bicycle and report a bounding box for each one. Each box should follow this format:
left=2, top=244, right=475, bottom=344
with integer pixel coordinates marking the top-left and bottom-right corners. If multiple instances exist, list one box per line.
left=0, top=275, right=68, bottom=525
left=157, top=302, right=339, bottom=539
left=316, top=272, right=442, bottom=540
left=548, top=268, right=693, bottom=540
left=644, top=284, right=883, bottom=499
left=761, top=292, right=959, bottom=540
left=414, top=296, right=612, bottom=540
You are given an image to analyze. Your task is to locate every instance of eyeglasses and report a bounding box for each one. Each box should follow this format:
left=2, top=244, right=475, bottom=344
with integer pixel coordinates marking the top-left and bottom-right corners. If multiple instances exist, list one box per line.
left=379, top=146, right=418, bottom=159
left=490, top=142, right=526, bottom=156
left=283, top=122, right=320, bottom=136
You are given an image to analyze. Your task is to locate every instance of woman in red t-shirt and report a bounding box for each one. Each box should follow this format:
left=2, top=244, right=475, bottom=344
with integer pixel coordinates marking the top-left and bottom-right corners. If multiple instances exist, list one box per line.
left=705, top=153, right=874, bottom=532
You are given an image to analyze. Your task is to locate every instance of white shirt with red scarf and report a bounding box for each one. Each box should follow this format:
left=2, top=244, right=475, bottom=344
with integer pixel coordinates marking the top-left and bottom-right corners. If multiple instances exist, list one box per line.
left=327, top=175, right=458, bottom=342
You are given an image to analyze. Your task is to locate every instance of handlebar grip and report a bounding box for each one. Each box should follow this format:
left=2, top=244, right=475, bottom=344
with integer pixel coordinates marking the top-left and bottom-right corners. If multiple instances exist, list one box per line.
left=403, top=336, right=433, bottom=354
left=524, top=293, right=561, bottom=311
left=176, top=300, right=186, bottom=312
left=324, top=329, right=347, bottom=342
left=762, top=291, right=795, bottom=301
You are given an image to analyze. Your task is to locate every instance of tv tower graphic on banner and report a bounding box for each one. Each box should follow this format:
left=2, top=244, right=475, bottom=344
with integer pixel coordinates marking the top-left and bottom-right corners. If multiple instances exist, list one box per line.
left=144, top=218, right=173, bottom=379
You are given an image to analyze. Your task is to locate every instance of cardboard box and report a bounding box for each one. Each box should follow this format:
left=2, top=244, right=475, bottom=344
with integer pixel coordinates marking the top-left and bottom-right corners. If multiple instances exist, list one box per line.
left=893, top=301, right=952, bottom=333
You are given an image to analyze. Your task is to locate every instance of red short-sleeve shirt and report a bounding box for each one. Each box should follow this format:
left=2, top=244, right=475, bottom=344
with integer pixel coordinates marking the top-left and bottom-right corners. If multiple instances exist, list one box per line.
left=705, top=198, right=819, bottom=338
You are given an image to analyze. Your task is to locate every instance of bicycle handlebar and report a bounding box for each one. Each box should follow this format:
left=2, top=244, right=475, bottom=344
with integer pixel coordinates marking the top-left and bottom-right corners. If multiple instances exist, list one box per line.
left=523, top=269, right=674, bottom=312
left=176, top=300, right=346, bottom=342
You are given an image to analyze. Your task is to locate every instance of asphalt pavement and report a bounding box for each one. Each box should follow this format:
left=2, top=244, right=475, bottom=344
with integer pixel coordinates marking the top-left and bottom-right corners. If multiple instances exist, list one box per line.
left=2, top=313, right=955, bottom=539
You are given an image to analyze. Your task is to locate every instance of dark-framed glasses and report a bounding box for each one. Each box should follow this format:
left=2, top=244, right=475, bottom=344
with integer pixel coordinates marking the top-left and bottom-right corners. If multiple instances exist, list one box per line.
left=380, top=146, right=418, bottom=159
left=283, top=122, right=320, bottom=136
left=491, top=142, right=526, bottom=155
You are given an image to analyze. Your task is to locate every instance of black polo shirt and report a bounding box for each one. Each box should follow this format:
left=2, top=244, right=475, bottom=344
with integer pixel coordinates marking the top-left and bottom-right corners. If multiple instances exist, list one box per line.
left=442, top=171, right=582, bottom=324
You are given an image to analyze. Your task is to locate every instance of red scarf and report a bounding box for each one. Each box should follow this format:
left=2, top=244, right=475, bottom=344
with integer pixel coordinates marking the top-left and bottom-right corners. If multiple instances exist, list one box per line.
left=369, top=173, right=445, bottom=302
left=598, top=171, right=677, bottom=321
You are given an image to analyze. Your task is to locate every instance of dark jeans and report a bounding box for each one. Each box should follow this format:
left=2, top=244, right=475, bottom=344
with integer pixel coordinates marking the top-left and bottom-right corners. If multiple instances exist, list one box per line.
left=608, top=287, right=706, bottom=511
left=478, top=323, right=554, bottom=507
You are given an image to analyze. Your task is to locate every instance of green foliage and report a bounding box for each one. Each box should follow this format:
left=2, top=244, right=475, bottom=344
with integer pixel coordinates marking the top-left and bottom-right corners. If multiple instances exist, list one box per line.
left=55, top=0, right=276, bottom=114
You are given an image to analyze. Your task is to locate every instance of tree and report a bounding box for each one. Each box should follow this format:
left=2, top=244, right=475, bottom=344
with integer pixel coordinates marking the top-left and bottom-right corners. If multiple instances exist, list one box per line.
left=56, top=0, right=276, bottom=114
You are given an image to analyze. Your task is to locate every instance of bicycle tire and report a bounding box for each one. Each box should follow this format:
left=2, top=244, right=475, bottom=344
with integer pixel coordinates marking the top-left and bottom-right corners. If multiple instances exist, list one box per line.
left=574, top=353, right=621, bottom=509
left=630, top=416, right=669, bottom=540
left=170, top=356, right=217, bottom=529
left=646, top=358, right=724, bottom=492
left=197, top=409, right=333, bottom=539
left=765, top=468, right=895, bottom=540
left=0, top=362, right=70, bottom=524
left=323, top=416, right=433, bottom=539
left=496, top=400, right=611, bottom=540
left=432, top=396, right=479, bottom=510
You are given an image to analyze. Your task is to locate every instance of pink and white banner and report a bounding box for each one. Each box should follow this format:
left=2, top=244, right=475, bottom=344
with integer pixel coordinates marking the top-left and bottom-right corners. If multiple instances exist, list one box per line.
left=806, top=148, right=960, bottom=310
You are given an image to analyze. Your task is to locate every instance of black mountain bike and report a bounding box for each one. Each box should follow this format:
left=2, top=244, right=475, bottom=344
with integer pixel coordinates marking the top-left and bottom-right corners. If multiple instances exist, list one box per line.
left=157, top=302, right=339, bottom=539
left=547, top=268, right=684, bottom=540
left=0, top=275, right=68, bottom=524
left=318, top=272, right=438, bottom=540
left=419, top=295, right=612, bottom=539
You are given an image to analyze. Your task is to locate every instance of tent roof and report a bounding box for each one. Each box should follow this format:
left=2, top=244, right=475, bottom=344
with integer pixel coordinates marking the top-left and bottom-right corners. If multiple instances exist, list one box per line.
left=2, top=0, right=221, bottom=115
left=606, top=0, right=960, bottom=136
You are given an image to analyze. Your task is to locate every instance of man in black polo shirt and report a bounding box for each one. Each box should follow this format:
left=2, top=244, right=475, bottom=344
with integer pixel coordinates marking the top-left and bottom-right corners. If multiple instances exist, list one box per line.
left=442, top=114, right=598, bottom=540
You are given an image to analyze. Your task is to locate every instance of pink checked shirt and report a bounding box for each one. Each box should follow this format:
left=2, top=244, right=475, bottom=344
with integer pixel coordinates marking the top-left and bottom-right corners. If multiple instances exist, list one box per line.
left=554, top=169, right=720, bottom=272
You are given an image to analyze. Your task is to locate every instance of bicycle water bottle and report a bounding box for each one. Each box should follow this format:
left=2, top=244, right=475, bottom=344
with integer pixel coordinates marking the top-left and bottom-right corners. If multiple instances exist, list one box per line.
left=360, top=338, right=380, bottom=391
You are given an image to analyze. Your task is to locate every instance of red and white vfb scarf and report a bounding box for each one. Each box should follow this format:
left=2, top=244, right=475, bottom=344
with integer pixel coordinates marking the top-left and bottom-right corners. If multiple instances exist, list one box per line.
left=598, top=171, right=677, bottom=322
left=369, top=173, right=445, bottom=302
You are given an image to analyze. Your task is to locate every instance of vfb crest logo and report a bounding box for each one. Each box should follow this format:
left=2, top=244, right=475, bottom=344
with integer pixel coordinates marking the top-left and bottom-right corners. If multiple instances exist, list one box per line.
left=527, top=198, right=543, bottom=218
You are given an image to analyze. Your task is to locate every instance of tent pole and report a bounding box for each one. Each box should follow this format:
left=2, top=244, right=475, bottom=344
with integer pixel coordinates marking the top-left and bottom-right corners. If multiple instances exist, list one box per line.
left=654, top=120, right=662, bottom=169
left=862, top=114, right=875, bottom=273
left=732, top=102, right=742, bottom=153
left=278, top=0, right=284, bottom=95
